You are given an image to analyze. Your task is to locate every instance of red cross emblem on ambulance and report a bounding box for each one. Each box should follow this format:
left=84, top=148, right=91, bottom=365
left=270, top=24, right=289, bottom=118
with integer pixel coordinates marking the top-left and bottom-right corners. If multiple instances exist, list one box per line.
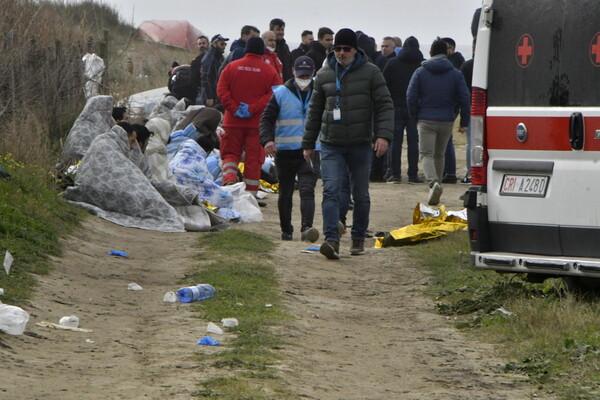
left=590, top=32, right=600, bottom=67
left=515, top=34, right=534, bottom=68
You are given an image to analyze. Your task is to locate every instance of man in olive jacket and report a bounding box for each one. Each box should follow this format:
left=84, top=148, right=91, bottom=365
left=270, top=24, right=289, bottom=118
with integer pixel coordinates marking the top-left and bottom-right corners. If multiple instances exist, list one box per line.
left=302, top=28, right=393, bottom=260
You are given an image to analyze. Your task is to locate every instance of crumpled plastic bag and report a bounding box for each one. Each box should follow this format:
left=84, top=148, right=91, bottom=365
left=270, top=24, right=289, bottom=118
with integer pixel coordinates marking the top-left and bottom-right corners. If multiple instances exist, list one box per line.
left=221, top=182, right=262, bottom=223
left=375, top=203, right=468, bottom=248
left=0, top=304, right=30, bottom=335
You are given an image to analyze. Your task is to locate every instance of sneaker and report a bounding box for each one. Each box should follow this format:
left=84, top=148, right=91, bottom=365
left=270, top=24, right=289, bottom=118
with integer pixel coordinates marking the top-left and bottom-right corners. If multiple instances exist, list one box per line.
left=408, top=176, right=424, bottom=184
left=386, top=176, right=401, bottom=184
left=350, top=239, right=365, bottom=255
left=320, top=241, right=340, bottom=260
left=281, top=232, right=293, bottom=241
left=301, top=227, right=320, bottom=243
left=460, top=175, right=472, bottom=184
left=428, top=182, right=443, bottom=206
left=441, top=174, right=457, bottom=184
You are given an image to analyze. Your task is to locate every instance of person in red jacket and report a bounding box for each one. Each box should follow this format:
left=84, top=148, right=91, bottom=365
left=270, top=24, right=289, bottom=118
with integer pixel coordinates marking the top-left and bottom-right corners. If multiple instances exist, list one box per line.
left=262, top=31, right=284, bottom=84
left=217, top=36, right=281, bottom=195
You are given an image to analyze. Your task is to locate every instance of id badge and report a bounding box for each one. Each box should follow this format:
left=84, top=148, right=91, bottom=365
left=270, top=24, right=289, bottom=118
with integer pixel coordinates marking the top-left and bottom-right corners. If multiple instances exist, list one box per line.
left=333, top=108, right=341, bottom=121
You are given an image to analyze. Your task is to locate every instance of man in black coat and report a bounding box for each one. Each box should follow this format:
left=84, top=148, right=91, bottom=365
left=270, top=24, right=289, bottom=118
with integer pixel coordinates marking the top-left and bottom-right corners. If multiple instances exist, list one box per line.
left=270, top=18, right=293, bottom=81
left=200, top=34, right=228, bottom=108
left=382, top=36, right=424, bottom=184
left=290, top=30, right=313, bottom=64
left=306, top=27, right=334, bottom=72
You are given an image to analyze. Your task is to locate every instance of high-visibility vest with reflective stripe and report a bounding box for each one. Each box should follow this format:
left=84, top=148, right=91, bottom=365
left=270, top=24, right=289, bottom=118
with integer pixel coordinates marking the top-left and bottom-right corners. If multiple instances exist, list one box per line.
left=273, top=85, right=310, bottom=151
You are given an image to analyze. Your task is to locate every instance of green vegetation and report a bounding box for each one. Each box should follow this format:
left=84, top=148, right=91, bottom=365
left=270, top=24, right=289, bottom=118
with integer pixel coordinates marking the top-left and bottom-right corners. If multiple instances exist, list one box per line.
left=406, top=232, right=600, bottom=400
left=0, top=155, right=84, bottom=306
left=0, top=0, right=193, bottom=168
left=184, top=230, right=292, bottom=399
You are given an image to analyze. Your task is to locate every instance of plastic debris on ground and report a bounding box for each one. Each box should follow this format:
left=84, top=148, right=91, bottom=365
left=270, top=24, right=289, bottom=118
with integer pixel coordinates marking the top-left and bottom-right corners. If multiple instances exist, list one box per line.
left=221, top=318, right=239, bottom=327
left=375, top=203, right=468, bottom=248
left=36, top=321, right=93, bottom=332
left=108, top=250, right=128, bottom=257
left=163, top=291, right=177, bottom=302
left=197, top=335, right=220, bottom=346
left=127, top=283, right=143, bottom=291
left=493, top=307, right=516, bottom=316
left=305, top=247, right=320, bottom=252
left=0, top=304, right=30, bottom=335
left=4, top=250, right=13, bottom=275
left=59, top=315, right=80, bottom=328
left=207, top=322, right=224, bottom=335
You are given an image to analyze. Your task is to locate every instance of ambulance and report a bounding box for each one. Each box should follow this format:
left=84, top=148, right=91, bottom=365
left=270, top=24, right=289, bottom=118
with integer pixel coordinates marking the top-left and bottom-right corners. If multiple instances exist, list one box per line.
left=464, top=0, right=600, bottom=286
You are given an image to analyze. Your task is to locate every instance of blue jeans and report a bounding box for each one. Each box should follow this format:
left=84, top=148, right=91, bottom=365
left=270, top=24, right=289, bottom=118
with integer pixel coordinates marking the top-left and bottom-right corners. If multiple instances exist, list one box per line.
left=339, top=166, right=351, bottom=227
left=320, top=143, right=372, bottom=243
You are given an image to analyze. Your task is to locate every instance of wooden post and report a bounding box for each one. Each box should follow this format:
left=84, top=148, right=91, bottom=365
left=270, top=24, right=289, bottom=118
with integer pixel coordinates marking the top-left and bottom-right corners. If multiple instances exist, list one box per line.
left=6, top=29, right=15, bottom=113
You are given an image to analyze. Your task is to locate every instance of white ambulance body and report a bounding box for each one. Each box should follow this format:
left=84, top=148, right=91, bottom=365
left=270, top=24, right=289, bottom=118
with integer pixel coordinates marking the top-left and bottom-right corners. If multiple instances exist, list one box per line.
left=465, top=0, right=600, bottom=284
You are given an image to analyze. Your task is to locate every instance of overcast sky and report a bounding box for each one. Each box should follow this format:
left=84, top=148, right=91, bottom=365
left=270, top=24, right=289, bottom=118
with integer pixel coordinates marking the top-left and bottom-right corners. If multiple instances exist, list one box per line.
left=100, top=0, right=481, bottom=52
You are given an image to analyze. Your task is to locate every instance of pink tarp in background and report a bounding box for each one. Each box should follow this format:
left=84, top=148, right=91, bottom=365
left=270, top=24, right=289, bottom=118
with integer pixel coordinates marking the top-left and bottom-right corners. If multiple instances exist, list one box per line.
left=138, top=20, right=204, bottom=50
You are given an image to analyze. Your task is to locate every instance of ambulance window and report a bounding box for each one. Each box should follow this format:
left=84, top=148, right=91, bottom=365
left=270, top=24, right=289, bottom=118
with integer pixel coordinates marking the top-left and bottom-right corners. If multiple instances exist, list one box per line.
left=487, top=1, right=564, bottom=107
left=561, top=2, right=600, bottom=107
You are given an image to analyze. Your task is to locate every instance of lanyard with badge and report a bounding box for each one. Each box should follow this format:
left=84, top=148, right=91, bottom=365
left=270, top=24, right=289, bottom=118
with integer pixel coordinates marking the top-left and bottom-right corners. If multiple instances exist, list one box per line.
left=334, top=63, right=350, bottom=121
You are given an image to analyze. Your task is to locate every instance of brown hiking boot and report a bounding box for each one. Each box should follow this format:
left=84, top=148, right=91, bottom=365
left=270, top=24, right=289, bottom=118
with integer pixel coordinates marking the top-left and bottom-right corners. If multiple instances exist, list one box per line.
left=350, top=239, right=365, bottom=256
left=319, top=240, right=340, bottom=260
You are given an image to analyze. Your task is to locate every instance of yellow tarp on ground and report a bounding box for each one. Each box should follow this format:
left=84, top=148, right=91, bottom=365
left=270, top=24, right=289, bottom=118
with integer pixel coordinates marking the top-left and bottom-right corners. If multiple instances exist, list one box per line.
left=375, top=203, right=468, bottom=248
left=238, top=162, right=279, bottom=193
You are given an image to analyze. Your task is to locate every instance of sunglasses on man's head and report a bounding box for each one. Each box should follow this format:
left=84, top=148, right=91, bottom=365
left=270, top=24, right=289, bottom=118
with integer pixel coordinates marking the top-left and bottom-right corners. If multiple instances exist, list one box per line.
left=334, top=46, right=352, bottom=53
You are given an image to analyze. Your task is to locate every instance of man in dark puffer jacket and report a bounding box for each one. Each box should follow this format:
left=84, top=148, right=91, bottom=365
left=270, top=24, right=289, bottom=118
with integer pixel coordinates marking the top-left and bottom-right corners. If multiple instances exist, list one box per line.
left=302, top=28, right=393, bottom=260
left=382, top=36, right=424, bottom=184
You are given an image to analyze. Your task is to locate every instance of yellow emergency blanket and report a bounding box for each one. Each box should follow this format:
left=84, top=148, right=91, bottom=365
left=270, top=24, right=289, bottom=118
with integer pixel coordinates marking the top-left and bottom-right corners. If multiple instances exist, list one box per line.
left=375, top=203, right=468, bottom=248
left=239, top=162, right=279, bottom=193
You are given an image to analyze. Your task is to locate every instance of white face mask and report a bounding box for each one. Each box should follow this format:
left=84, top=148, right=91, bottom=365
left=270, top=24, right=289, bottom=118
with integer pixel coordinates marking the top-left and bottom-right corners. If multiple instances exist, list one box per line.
left=267, top=46, right=276, bottom=52
left=295, top=77, right=312, bottom=90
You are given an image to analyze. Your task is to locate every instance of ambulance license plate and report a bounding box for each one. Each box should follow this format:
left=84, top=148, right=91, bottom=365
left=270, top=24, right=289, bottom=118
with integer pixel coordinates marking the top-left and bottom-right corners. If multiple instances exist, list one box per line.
left=500, top=174, right=549, bottom=197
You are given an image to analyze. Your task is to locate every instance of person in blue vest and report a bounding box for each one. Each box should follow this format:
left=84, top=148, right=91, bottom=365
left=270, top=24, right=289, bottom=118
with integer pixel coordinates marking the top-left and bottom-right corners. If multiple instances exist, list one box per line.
left=260, top=56, right=320, bottom=242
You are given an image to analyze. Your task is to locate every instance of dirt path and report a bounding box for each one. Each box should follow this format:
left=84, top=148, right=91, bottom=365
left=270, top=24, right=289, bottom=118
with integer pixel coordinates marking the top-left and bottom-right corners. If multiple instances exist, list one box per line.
left=0, top=142, right=552, bottom=399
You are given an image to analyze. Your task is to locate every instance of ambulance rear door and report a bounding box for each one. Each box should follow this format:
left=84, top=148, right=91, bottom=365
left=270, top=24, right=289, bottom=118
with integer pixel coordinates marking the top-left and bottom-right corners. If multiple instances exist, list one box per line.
left=485, top=0, right=600, bottom=258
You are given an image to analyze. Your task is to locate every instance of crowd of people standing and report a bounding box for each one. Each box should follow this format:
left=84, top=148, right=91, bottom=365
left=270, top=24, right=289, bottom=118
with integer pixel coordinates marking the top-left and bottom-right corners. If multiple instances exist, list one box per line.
left=163, top=18, right=471, bottom=259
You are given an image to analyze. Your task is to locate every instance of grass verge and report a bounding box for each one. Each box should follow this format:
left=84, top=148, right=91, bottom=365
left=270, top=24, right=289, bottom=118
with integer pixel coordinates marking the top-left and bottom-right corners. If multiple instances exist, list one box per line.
left=0, top=154, right=84, bottom=305
left=182, top=229, right=292, bottom=399
left=405, top=231, right=600, bottom=400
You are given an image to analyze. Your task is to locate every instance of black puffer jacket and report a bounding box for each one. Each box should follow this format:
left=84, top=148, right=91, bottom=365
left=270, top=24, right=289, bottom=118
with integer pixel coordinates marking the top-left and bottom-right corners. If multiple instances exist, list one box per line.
left=382, top=37, right=424, bottom=107
left=302, top=49, right=393, bottom=149
left=306, top=40, right=328, bottom=72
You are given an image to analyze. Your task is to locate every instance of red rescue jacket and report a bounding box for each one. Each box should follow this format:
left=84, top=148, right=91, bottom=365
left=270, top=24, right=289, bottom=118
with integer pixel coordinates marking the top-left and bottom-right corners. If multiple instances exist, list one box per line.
left=217, top=53, right=282, bottom=128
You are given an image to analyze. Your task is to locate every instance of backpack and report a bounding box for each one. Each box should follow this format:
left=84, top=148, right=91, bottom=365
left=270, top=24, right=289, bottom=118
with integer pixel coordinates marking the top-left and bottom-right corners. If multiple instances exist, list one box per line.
left=168, top=65, right=193, bottom=99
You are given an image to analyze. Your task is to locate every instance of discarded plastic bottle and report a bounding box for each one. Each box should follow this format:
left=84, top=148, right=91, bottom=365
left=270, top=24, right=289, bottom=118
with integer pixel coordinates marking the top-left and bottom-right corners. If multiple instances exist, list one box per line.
left=177, top=284, right=216, bottom=303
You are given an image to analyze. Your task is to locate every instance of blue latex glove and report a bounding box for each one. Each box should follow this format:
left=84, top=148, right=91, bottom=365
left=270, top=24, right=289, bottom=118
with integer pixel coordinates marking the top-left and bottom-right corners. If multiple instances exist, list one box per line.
left=234, top=102, right=252, bottom=119
left=197, top=336, right=220, bottom=346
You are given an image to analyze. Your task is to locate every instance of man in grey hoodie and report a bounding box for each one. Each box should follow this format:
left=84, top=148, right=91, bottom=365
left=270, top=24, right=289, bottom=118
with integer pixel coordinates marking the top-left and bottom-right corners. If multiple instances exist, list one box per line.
left=406, top=38, right=470, bottom=206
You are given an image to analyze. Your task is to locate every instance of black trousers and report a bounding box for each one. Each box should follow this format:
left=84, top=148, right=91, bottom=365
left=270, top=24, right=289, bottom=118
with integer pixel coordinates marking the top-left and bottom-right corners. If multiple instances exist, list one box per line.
left=275, top=150, right=318, bottom=234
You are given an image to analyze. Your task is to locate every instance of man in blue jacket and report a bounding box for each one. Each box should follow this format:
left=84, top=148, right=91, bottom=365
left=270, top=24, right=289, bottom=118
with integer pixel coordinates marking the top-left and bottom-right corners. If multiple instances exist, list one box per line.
left=407, top=38, right=470, bottom=206
left=260, top=56, right=319, bottom=243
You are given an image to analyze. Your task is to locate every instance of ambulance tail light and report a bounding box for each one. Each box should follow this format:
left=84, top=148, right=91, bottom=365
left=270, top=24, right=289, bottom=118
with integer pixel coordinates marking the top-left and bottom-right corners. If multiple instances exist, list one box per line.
left=470, top=87, right=488, bottom=186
